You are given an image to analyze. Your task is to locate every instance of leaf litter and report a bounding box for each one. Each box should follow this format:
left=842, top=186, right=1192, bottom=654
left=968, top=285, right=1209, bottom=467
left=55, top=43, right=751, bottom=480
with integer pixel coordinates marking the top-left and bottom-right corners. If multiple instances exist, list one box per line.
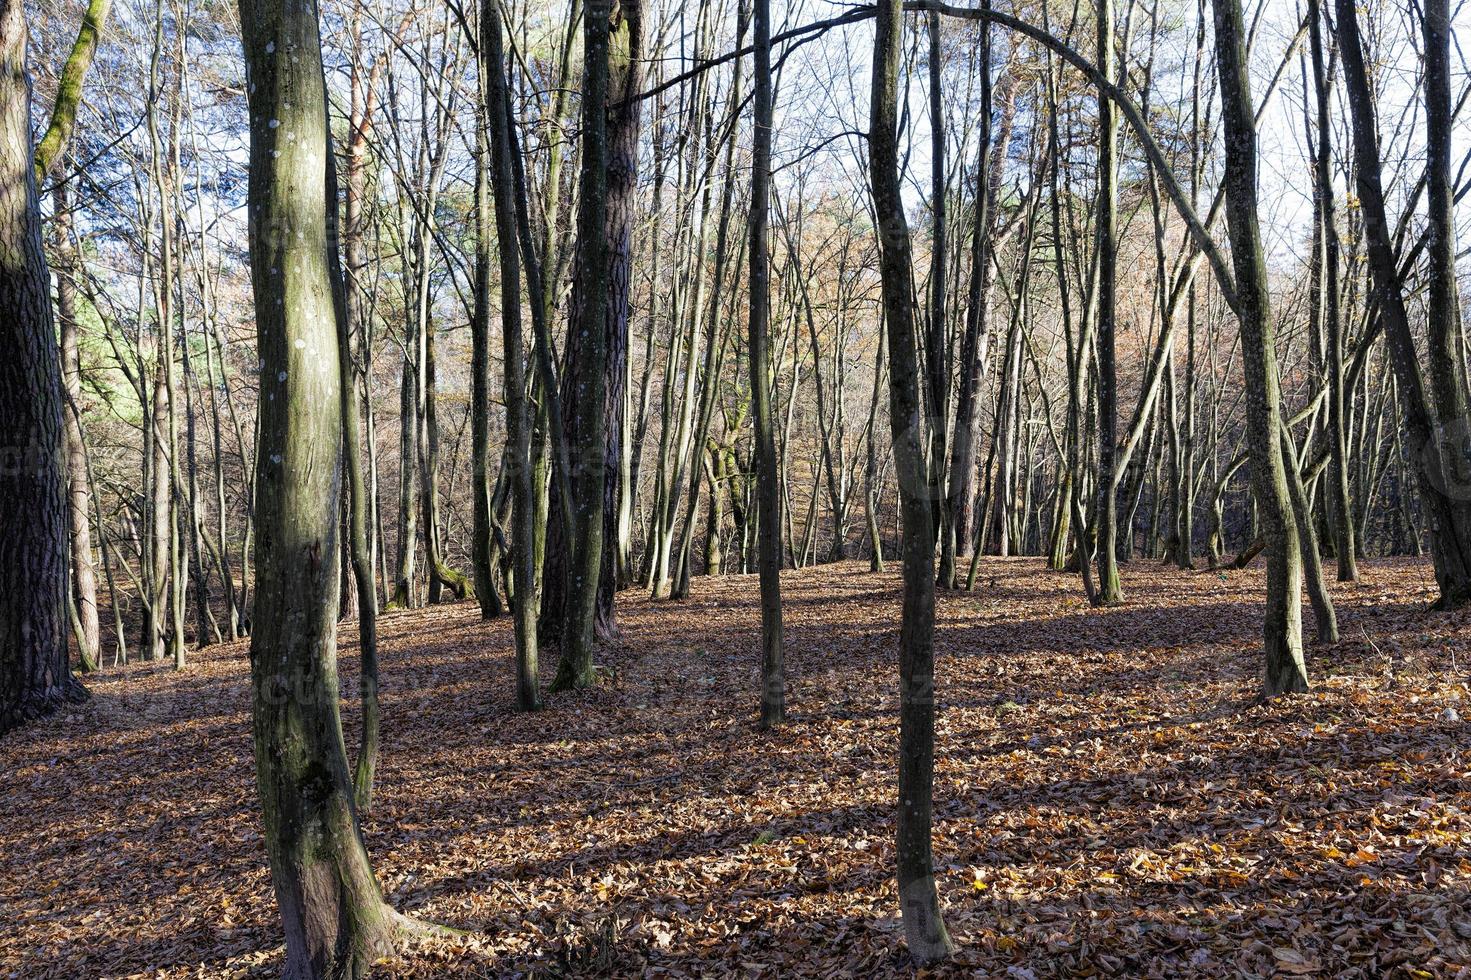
left=1, top=557, right=1468, bottom=977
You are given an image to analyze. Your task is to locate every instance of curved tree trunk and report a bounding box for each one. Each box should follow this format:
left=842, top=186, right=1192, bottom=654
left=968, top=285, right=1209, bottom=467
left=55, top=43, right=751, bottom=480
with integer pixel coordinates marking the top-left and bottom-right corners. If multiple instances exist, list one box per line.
left=238, top=0, right=407, bottom=966
left=1213, top=0, right=1308, bottom=696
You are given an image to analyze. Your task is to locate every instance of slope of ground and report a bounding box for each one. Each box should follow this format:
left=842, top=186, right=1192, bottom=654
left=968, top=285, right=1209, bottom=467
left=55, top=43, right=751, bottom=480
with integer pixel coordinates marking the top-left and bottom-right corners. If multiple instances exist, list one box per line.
left=2, top=557, right=1469, bottom=978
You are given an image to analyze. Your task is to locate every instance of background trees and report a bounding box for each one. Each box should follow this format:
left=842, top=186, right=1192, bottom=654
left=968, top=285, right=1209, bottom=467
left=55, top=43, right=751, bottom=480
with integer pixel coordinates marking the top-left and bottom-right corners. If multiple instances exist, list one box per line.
left=18, top=0, right=1468, bottom=674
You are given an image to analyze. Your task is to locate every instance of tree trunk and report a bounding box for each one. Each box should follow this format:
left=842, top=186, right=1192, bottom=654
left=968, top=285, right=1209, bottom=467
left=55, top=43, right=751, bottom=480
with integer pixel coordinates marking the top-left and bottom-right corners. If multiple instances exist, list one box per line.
left=870, top=0, right=954, bottom=964
left=482, top=0, right=540, bottom=712
left=749, top=0, right=786, bottom=729
left=0, top=0, right=87, bottom=735
left=1336, top=0, right=1471, bottom=609
left=237, top=0, right=404, bottom=965
left=550, top=0, right=613, bottom=691
left=1094, top=0, right=1122, bottom=604
left=1212, top=0, right=1309, bottom=696
left=1309, top=0, right=1356, bottom=582
left=52, top=175, right=101, bottom=671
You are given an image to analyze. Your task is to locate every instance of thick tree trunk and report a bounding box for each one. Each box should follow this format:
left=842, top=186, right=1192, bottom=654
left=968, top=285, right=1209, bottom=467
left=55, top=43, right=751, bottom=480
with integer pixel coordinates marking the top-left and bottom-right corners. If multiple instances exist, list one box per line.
left=0, top=0, right=88, bottom=735
left=870, top=0, right=954, bottom=964
left=550, top=0, right=612, bottom=691
left=1336, top=0, right=1471, bottom=609
left=237, top=0, right=404, bottom=967
left=541, top=0, right=641, bottom=649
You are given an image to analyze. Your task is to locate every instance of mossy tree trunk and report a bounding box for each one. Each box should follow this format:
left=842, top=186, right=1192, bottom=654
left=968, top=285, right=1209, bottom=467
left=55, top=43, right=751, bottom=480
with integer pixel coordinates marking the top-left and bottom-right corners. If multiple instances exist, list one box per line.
left=1212, top=0, right=1308, bottom=696
left=238, top=0, right=403, bottom=967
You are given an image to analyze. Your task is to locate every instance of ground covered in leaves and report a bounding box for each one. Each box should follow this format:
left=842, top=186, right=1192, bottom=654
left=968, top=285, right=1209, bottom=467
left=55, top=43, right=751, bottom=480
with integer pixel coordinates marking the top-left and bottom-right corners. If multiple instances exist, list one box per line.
left=3, top=557, right=1470, bottom=978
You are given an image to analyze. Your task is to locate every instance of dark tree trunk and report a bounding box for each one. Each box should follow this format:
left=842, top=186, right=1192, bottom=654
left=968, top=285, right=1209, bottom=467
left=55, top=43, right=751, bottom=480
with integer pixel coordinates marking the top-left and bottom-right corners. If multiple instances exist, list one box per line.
left=1094, top=0, right=1122, bottom=604
left=541, top=0, right=642, bottom=652
left=549, top=0, right=613, bottom=691
left=0, top=0, right=87, bottom=736
left=750, top=0, right=786, bottom=728
left=482, top=0, right=541, bottom=711
left=870, top=0, right=954, bottom=964
left=1336, top=0, right=1471, bottom=609
left=1309, top=0, right=1357, bottom=582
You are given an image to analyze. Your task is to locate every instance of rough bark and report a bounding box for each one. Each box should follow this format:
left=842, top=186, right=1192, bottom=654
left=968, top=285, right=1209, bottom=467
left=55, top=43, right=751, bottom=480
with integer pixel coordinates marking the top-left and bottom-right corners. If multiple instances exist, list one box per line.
left=0, top=0, right=88, bottom=736
left=541, top=0, right=641, bottom=648
left=549, top=0, right=612, bottom=691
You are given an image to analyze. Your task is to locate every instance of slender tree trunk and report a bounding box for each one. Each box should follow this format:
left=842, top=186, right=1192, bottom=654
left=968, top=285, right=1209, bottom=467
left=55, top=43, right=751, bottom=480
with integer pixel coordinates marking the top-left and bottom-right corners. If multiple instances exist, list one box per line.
left=871, top=0, right=954, bottom=963
left=1094, top=0, right=1122, bottom=604
left=750, top=0, right=785, bottom=728
left=482, top=0, right=540, bottom=711
left=1213, top=0, right=1308, bottom=696
left=52, top=174, right=100, bottom=671
left=1309, top=0, right=1356, bottom=582
left=333, top=114, right=381, bottom=812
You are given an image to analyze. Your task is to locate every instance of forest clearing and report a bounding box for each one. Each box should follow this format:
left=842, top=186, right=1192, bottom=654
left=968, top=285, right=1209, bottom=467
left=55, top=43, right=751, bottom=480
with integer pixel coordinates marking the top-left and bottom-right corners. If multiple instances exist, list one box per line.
left=5, top=558, right=1468, bottom=978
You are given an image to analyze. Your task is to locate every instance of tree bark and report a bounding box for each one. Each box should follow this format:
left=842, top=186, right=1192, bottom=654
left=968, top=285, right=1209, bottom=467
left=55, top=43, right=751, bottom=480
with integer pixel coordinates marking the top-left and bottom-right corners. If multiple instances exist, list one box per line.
left=482, top=0, right=540, bottom=711
left=0, top=0, right=88, bottom=736
left=1308, top=0, right=1356, bottom=582
left=1094, top=0, right=1122, bottom=604
left=1335, top=0, right=1471, bottom=609
left=750, top=0, right=786, bottom=729
left=870, top=0, right=954, bottom=963
left=550, top=0, right=613, bottom=691
left=1212, top=0, right=1308, bottom=696
left=238, top=0, right=405, bottom=965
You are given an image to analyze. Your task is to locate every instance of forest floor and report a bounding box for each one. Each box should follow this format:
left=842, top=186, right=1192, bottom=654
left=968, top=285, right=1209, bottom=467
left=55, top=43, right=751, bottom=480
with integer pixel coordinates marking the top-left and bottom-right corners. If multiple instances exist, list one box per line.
left=3, top=557, right=1470, bottom=978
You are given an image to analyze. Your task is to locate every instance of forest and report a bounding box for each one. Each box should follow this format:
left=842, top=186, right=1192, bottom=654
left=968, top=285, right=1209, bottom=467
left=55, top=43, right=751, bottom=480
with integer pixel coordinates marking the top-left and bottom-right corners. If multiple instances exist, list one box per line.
left=2, top=0, right=1471, bottom=974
